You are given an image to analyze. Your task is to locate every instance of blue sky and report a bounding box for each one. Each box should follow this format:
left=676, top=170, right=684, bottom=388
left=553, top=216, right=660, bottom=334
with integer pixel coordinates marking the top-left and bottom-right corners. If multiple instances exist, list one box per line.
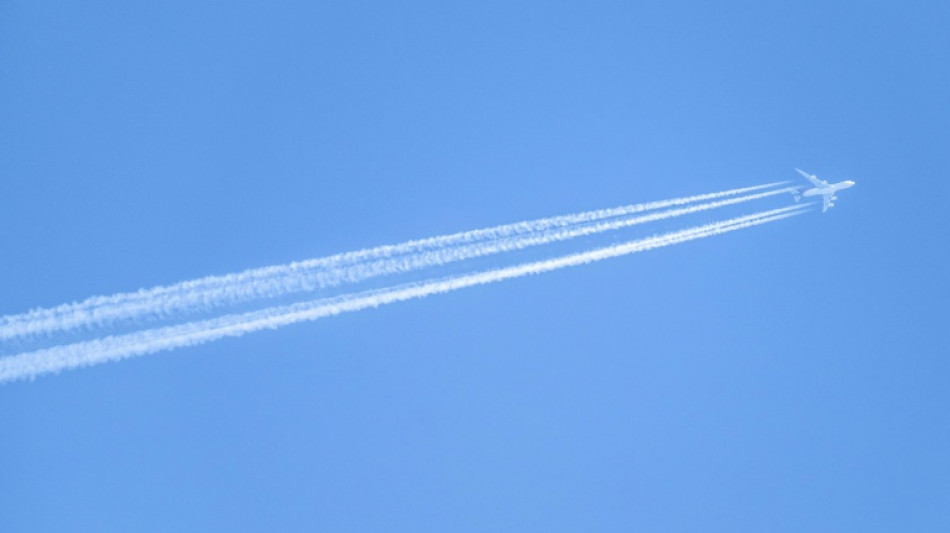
left=1, top=1, right=948, bottom=531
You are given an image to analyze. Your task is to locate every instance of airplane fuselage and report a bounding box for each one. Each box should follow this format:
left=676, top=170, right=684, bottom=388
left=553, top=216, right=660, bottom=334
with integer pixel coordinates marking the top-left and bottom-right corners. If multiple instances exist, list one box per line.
left=801, top=180, right=855, bottom=199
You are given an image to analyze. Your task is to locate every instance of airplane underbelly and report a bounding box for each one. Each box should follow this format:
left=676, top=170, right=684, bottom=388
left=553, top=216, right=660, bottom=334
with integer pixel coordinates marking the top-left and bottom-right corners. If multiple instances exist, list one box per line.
left=802, top=188, right=821, bottom=197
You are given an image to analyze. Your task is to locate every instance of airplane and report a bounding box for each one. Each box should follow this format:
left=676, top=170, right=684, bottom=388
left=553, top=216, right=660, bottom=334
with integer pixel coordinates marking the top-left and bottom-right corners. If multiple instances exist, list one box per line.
left=792, top=168, right=855, bottom=213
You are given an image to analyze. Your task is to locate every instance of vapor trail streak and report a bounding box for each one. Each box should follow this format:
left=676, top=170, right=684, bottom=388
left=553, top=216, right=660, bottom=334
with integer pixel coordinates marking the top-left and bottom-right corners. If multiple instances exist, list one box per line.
left=165, top=187, right=792, bottom=306
left=0, top=205, right=807, bottom=383
left=0, top=184, right=791, bottom=341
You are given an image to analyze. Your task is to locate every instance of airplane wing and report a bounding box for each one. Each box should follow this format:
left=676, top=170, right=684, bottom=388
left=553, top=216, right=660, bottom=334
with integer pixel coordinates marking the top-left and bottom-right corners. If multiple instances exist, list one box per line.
left=795, top=168, right=826, bottom=187
left=822, top=194, right=832, bottom=213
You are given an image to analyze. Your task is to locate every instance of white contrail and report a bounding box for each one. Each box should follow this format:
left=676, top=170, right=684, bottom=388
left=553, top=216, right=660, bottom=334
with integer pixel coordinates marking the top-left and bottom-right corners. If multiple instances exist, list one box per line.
left=0, top=204, right=808, bottom=383
left=173, top=187, right=794, bottom=301
left=0, top=184, right=792, bottom=341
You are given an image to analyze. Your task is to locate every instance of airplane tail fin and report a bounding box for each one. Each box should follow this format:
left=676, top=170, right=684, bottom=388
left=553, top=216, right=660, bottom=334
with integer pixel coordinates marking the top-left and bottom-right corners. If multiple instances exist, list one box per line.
left=791, top=190, right=801, bottom=203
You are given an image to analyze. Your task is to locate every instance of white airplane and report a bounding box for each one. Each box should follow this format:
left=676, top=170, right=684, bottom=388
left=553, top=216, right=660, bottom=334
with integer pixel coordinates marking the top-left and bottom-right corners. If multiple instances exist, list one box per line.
left=792, top=168, right=855, bottom=213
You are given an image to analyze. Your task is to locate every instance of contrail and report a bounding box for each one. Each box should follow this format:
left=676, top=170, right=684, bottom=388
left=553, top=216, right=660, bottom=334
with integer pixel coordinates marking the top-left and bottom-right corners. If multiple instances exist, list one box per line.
left=0, top=204, right=808, bottom=383
left=0, top=183, right=791, bottom=341
left=187, top=186, right=794, bottom=301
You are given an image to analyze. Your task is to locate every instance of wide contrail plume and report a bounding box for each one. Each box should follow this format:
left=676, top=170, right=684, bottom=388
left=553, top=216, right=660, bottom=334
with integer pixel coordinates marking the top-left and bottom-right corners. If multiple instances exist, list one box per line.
left=0, top=204, right=808, bottom=383
left=0, top=182, right=791, bottom=341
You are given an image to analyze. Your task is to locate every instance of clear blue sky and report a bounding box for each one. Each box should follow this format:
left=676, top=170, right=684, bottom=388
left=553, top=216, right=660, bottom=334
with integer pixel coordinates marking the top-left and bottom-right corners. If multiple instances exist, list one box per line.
left=2, top=1, right=947, bottom=531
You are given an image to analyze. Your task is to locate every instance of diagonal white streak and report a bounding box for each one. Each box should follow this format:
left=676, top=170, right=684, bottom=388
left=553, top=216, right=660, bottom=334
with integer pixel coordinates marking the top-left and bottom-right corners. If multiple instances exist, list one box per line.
left=0, top=184, right=792, bottom=341
left=0, top=204, right=808, bottom=383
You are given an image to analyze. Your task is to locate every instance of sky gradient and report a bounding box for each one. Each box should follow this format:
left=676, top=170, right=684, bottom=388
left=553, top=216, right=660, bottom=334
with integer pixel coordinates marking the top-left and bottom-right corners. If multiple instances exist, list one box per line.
left=1, top=1, right=948, bottom=531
